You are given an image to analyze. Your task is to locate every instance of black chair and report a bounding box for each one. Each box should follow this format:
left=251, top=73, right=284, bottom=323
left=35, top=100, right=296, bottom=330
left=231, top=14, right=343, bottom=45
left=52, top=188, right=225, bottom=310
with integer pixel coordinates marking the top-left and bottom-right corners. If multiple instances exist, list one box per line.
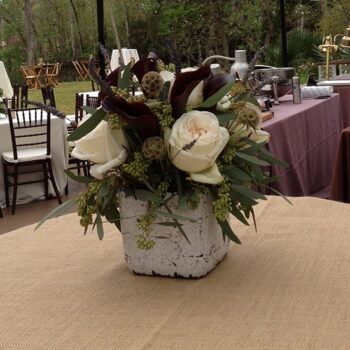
left=4, top=84, right=28, bottom=109
left=65, top=93, right=90, bottom=195
left=1, top=108, right=62, bottom=214
left=41, top=86, right=56, bottom=107
left=86, top=95, right=101, bottom=109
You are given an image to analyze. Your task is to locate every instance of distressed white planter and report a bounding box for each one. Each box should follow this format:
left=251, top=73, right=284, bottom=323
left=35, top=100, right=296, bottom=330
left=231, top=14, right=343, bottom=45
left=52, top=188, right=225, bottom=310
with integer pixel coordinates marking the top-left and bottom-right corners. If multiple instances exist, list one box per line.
left=119, top=193, right=229, bottom=278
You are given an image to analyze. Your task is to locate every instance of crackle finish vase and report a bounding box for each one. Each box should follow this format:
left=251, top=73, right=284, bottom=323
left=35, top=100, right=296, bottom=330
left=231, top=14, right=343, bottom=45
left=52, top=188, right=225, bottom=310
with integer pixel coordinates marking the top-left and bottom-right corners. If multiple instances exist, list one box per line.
left=119, top=193, right=230, bottom=278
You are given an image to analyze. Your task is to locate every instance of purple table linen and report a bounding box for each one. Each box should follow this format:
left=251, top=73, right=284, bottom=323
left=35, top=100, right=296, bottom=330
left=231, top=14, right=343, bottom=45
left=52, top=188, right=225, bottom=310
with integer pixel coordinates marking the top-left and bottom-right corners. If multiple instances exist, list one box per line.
left=262, top=94, right=342, bottom=197
left=330, top=126, right=350, bottom=203
left=326, top=74, right=350, bottom=128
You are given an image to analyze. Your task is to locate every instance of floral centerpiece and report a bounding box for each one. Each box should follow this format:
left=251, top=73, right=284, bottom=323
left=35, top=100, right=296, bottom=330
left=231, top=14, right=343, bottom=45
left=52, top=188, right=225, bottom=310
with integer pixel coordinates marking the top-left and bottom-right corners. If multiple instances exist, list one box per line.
left=39, top=54, right=287, bottom=278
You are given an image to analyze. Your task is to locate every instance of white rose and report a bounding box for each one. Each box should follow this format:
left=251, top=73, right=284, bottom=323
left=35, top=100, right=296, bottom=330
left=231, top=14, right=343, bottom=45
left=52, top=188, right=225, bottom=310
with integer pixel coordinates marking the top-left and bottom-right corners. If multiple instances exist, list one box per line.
left=71, top=120, right=128, bottom=179
left=168, top=110, right=229, bottom=184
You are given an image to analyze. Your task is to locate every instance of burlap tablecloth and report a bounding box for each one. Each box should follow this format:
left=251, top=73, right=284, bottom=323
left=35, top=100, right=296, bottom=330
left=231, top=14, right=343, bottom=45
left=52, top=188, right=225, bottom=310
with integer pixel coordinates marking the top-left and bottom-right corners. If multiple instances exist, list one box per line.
left=1, top=196, right=350, bottom=349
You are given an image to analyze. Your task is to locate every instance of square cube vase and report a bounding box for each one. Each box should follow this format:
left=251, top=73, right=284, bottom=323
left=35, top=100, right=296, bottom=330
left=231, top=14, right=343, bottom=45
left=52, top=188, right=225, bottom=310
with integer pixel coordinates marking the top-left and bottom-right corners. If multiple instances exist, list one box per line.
left=119, top=193, right=230, bottom=278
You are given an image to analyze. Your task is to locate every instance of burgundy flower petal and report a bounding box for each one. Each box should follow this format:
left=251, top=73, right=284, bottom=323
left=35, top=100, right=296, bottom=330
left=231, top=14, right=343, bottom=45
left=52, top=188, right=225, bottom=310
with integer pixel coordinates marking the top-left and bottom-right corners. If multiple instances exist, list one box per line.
left=102, top=95, right=160, bottom=140
left=98, top=66, right=125, bottom=101
left=131, top=58, right=158, bottom=83
left=203, top=73, right=235, bottom=100
left=170, top=65, right=212, bottom=119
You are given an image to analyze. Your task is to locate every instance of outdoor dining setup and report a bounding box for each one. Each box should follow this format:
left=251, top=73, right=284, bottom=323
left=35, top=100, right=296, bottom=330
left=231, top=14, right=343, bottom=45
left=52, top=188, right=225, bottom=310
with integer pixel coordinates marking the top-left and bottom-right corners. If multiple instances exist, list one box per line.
left=2, top=0, right=350, bottom=347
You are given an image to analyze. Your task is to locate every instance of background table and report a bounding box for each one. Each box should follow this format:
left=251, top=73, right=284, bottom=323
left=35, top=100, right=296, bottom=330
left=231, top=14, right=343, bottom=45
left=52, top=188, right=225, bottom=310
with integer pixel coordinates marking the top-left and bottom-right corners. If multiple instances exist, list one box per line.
left=330, top=126, right=350, bottom=202
left=110, top=48, right=139, bottom=71
left=0, top=61, right=13, bottom=98
left=1, top=196, right=350, bottom=349
left=0, top=114, right=68, bottom=207
left=262, top=94, right=342, bottom=197
left=318, top=74, right=350, bottom=128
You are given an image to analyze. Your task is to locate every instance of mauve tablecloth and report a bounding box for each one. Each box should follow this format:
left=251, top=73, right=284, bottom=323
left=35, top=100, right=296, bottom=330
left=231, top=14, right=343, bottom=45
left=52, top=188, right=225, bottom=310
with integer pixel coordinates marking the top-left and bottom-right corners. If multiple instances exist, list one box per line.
left=262, top=94, right=342, bottom=197
left=331, top=74, right=350, bottom=128
left=330, top=126, right=350, bottom=202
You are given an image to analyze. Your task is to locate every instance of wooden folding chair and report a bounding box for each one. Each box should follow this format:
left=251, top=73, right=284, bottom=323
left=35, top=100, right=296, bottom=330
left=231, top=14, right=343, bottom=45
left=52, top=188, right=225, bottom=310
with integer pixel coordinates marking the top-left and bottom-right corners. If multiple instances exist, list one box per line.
left=72, top=60, right=88, bottom=81
left=19, top=65, right=41, bottom=89
left=44, top=63, right=60, bottom=87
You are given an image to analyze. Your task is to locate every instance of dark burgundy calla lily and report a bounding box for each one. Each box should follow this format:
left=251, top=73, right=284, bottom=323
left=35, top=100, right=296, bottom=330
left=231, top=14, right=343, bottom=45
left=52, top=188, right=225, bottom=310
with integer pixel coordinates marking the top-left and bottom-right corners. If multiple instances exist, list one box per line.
left=169, top=65, right=212, bottom=119
left=203, top=73, right=235, bottom=100
left=131, top=57, right=158, bottom=83
left=102, top=95, right=160, bottom=141
left=98, top=66, right=124, bottom=101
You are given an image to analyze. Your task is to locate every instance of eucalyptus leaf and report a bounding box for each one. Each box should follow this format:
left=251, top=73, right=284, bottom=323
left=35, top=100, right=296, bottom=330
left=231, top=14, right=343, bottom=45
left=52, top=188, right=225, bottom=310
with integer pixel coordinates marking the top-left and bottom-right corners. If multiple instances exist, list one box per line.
left=217, top=112, right=238, bottom=125
left=95, top=214, right=104, bottom=240
left=260, top=148, right=289, bottom=168
left=35, top=198, right=77, bottom=230
left=156, top=222, right=183, bottom=227
left=118, top=62, right=132, bottom=90
left=218, top=220, right=241, bottom=244
left=82, top=106, right=98, bottom=115
left=199, top=80, right=236, bottom=108
left=156, top=210, right=196, bottom=222
left=65, top=170, right=92, bottom=184
left=159, top=80, right=171, bottom=102
left=230, top=205, right=250, bottom=226
left=231, top=184, right=266, bottom=200
left=104, top=205, right=121, bottom=230
left=266, top=186, right=293, bottom=205
left=67, top=108, right=106, bottom=141
left=134, top=189, right=164, bottom=204
left=222, top=165, right=251, bottom=182
left=236, top=151, right=270, bottom=166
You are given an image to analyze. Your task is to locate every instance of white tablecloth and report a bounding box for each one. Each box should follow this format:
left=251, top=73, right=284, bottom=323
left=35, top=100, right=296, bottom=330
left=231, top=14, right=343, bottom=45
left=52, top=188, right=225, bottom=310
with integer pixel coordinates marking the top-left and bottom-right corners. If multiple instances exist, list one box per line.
left=110, top=48, right=139, bottom=71
left=0, top=112, right=68, bottom=207
left=0, top=61, right=13, bottom=98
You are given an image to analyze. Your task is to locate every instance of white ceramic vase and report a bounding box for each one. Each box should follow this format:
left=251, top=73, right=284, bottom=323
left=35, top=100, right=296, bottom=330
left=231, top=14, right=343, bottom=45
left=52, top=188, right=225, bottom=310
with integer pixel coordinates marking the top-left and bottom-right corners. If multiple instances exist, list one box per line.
left=119, top=193, right=229, bottom=278
left=230, top=50, right=249, bottom=80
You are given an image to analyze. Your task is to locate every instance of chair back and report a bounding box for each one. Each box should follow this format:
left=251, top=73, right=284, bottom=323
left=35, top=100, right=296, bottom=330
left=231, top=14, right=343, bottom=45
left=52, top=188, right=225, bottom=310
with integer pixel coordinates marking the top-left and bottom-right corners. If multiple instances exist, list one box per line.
left=41, top=86, right=56, bottom=107
left=6, top=84, right=28, bottom=109
left=75, top=93, right=84, bottom=124
left=72, top=60, right=86, bottom=80
left=86, top=95, right=101, bottom=109
left=7, top=108, right=51, bottom=160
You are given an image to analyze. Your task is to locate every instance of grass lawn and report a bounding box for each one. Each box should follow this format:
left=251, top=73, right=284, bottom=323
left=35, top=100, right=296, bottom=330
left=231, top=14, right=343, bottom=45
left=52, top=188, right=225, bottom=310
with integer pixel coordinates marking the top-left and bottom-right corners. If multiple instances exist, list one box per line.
left=28, top=81, right=95, bottom=115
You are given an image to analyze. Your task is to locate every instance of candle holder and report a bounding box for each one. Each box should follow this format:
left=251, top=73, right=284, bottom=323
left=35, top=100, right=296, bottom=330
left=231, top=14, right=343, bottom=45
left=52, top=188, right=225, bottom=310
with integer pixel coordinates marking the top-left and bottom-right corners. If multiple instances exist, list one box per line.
left=319, top=35, right=338, bottom=81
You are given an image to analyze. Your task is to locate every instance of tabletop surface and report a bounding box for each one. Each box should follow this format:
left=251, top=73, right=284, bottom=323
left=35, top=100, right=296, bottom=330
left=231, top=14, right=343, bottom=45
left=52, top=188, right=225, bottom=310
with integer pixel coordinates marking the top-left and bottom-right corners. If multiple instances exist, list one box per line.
left=1, top=195, right=350, bottom=349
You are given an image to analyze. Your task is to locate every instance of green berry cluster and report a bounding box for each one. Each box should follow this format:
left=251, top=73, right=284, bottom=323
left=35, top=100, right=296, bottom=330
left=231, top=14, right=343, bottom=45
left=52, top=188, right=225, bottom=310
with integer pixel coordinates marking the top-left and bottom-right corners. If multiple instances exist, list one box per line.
left=186, top=183, right=208, bottom=210
left=122, top=152, right=151, bottom=180
left=221, top=138, right=237, bottom=164
left=125, top=94, right=145, bottom=104
left=76, top=180, right=104, bottom=229
left=108, top=113, right=127, bottom=130
left=213, top=179, right=233, bottom=222
left=150, top=102, right=174, bottom=128
left=111, top=87, right=129, bottom=99
left=156, top=179, right=169, bottom=197
left=136, top=234, right=156, bottom=250
left=137, top=210, right=156, bottom=235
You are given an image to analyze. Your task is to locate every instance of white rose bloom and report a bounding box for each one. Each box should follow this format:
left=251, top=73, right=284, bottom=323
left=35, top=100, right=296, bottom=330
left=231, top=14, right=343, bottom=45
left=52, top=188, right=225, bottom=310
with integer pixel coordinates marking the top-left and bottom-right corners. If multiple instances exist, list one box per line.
left=71, top=120, right=128, bottom=179
left=168, top=110, right=229, bottom=184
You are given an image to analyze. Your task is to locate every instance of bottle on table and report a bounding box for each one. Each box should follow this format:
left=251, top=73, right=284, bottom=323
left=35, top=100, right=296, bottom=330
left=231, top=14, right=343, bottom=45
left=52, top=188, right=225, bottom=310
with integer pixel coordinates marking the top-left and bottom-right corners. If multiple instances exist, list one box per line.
left=292, top=76, right=301, bottom=104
